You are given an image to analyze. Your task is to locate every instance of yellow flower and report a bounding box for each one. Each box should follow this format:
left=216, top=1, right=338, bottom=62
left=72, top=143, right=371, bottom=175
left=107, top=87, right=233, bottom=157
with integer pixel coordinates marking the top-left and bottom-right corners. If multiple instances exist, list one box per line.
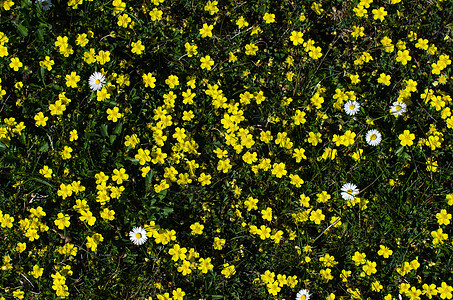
left=198, top=173, right=212, bottom=186
left=168, top=244, right=187, bottom=261
left=30, top=265, right=44, bottom=278
left=57, top=183, right=73, bottom=199
left=236, top=16, right=248, bottom=29
left=308, top=131, right=322, bottom=146
left=217, top=159, right=232, bottom=173
left=149, top=8, right=163, bottom=21
left=54, top=213, right=70, bottom=230
left=244, top=197, right=258, bottom=211
left=117, top=14, right=131, bottom=28
left=142, top=72, right=156, bottom=88
left=16, top=242, right=26, bottom=253
left=9, top=57, right=22, bottom=71
left=213, top=237, right=225, bottom=250
left=289, top=174, right=304, bottom=187
left=34, top=112, right=48, bottom=127
left=69, top=129, right=78, bottom=141
left=198, top=257, right=214, bottom=273
left=372, top=7, right=387, bottom=21
left=377, top=73, right=391, bottom=86
left=165, top=75, right=179, bottom=88
left=311, top=93, right=324, bottom=108
left=79, top=210, right=96, bottom=226
left=415, top=38, right=429, bottom=50
left=351, top=26, right=365, bottom=38
left=263, top=13, right=275, bottom=23
left=436, top=209, right=452, bottom=225
left=96, top=50, right=111, bottom=65
left=65, top=71, right=80, bottom=88
left=290, top=31, right=304, bottom=46
left=399, top=130, right=415, bottom=146
left=39, top=56, right=55, bottom=70
left=199, top=23, right=213, bottom=38
left=396, top=50, right=412, bottom=65
left=221, top=263, right=236, bottom=278
left=377, top=245, right=393, bottom=258
left=83, top=48, right=97, bottom=64
left=75, top=33, right=89, bottom=46
left=100, top=208, right=115, bottom=221
left=106, top=107, right=122, bottom=122
left=310, top=209, right=325, bottom=224
left=271, top=162, right=287, bottom=178
left=200, top=55, right=214, bottom=70
left=184, top=42, right=198, bottom=57
left=190, top=222, right=204, bottom=235
left=353, top=5, right=367, bottom=18
left=204, top=0, right=218, bottom=15
left=245, top=43, right=258, bottom=55
left=112, top=168, right=129, bottom=184
left=261, top=207, right=272, bottom=221
left=13, top=290, right=24, bottom=299
left=309, top=46, right=322, bottom=59
left=131, top=40, right=145, bottom=55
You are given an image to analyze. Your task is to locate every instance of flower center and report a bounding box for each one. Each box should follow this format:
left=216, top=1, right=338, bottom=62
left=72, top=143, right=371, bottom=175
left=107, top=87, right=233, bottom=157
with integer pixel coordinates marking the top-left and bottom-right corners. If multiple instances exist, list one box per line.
left=349, top=104, right=355, bottom=110
left=301, top=296, right=306, bottom=300
left=347, top=189, right=352, bottom=194
left=370, top=134, right=377, bottom=140
left=135, top=233, right=142, bottom=239
left=395, top=105, right=401, bottom=111
left=96, top=79, right=101, bottom=85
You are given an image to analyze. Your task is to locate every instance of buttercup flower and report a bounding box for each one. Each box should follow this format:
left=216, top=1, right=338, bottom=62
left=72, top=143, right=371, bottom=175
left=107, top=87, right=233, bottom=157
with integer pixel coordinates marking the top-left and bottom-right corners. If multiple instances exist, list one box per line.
left=365, top=129, right=382, bottom=146
left=88, top=72, right=106, bottom=91
left=129, top=227, right=148, bottom=245
left=344, top=100, right=360, bottom=116
left=296, top=289, right=310, bottom=300
left=341, top=183, right=359, bottom=201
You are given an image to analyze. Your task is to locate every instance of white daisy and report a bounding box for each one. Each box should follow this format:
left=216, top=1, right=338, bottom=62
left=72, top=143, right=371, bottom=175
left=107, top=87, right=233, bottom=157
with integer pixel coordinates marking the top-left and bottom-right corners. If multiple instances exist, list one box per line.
left=365, top=129, right=382, bottom=146
left=389, top=101, right=407, bottom=116
left=296, top=289, right=310, bottom=300
left=341, top=182, right=359, bottom=201
left=36, top=0, right=52, bottom=10
left=129, top=227, right=148, bottom=246
left=88, top=72, right=106, bottom=91
left=344, top=100, right=360, bottom=116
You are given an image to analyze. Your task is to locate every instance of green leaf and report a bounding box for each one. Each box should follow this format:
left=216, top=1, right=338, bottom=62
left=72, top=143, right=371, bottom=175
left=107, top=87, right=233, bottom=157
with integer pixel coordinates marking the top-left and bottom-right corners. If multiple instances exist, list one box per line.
left=158, top=189, right=167, bottom=201
left=109, top=134, right=117, bottom=144
left=35, top=28, right=44, bottom=42
left=146, top=169, right=155, bottom=187
left=40, top=66, right=45, bottom=84
left=162, top=207, right=173, bottom=216
left=100, top=124, right=109, bottom=138
left=30, top=177, right=54, bottom=188
left=0, top=142, right=7, bottom=152
left=15, top=23, right=29, bottom=37
left=39, top=142, right=49, bottom=152
left=113, top=122, right=123, bottom=135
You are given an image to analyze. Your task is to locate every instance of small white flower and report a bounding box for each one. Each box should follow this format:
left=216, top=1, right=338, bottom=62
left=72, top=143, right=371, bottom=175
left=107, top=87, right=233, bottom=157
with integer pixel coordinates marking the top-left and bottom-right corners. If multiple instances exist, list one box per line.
left=129, top=227, right=148, bottom=246
left=88, top=72, right=106, bottom=91
left=365, top=129, right=382, bottom=146
left=36, top=0, right=52, bottom=10
left=390, top=101, right=407, bottom=116
left=341, top=182, right=359, bottom=201
left=344, top=100, right=360, bottom=116
left=296, top=289, right=310, bottom=300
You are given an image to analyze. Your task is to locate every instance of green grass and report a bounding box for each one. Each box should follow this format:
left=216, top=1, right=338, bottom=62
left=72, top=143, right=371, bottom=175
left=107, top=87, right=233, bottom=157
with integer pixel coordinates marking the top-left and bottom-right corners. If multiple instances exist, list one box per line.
left=1, top=0, right=453, bottom=299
